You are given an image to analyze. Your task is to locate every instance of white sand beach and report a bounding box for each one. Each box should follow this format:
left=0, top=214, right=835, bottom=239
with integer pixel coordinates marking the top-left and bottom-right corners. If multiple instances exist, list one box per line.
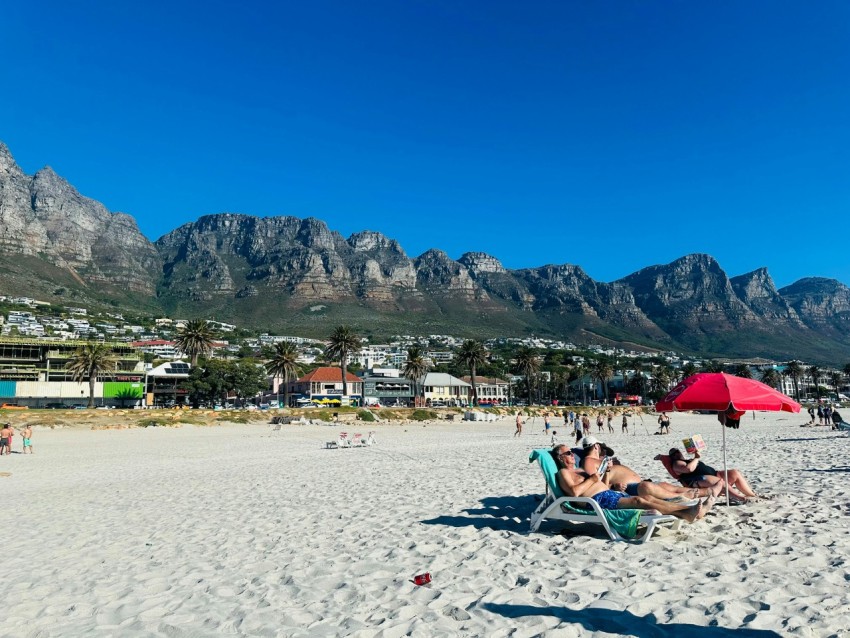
left=1, top=411, right=849, bottom=637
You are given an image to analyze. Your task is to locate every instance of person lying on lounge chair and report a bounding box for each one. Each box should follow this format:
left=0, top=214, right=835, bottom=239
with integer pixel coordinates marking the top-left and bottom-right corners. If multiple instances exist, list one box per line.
left=579, top=437, right=719, bottom=500
left=663, top=447, right=759, bottom=503
left=551, top=445, right=712, bottom=522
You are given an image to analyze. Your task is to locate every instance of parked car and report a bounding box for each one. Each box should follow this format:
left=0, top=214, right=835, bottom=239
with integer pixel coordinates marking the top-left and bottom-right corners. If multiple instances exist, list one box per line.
left=1, top=403, right=28, bottom=409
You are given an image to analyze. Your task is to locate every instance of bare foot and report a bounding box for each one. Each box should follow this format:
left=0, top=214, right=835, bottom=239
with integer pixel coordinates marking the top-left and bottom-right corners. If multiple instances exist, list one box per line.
left=678, top=502, right=702, bottom=523
left=698, top=495, right=717, bottom=519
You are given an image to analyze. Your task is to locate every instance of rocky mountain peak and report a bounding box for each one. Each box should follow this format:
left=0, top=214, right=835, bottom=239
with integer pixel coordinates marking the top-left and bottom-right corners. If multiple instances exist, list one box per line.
left=458, top=252, right=506, bottom=274
left=348, top=230, right=405, bottom=256
left=0, top=141, right=25, bottom=178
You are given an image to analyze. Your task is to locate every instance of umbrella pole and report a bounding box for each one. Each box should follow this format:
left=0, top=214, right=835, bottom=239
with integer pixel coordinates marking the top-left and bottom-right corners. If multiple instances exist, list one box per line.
left=722, top=415, right=730, bottom=506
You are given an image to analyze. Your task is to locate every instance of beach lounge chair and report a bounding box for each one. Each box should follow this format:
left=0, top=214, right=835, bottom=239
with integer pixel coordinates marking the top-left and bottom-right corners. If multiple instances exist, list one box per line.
left=352, top=433, right=364, bottom=446
left=365, top=431, right=377, bottom=446
left=656, top=454, right=689, bottom=487
left=528, top=449, right=680, bottom=542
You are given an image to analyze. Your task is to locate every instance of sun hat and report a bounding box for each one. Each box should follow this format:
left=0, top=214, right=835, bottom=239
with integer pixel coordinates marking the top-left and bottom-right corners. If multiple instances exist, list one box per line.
left=581, top=435, right=600, bottom=448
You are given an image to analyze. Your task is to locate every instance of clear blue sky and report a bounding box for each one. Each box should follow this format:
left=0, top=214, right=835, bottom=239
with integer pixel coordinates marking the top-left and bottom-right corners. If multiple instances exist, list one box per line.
left=2, top=1, right=849, bottom=287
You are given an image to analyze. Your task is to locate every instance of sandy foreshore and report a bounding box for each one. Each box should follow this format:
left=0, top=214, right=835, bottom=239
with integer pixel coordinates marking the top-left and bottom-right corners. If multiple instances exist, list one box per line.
left=1, top=410, right=849, bottom=637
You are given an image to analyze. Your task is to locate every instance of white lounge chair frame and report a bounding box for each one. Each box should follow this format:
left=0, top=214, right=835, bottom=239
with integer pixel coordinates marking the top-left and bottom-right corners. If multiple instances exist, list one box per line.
left=530, top=483, right=681, bottom=543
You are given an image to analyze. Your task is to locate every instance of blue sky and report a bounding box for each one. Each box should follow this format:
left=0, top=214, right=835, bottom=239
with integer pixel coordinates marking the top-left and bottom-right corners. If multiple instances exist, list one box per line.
left=2, top=1, right=849, bottom=287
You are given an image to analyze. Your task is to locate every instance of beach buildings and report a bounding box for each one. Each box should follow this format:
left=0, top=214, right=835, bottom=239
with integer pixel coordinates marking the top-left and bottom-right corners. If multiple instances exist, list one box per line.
left=460, top=376, right=510, bottom=404
left=289, top=367, right=363, bottom=406
left=360, top=368, right=415, bottom=406
left=422, top=372, right=471, bottom=406
left=0, top=337, right=144, bottom=407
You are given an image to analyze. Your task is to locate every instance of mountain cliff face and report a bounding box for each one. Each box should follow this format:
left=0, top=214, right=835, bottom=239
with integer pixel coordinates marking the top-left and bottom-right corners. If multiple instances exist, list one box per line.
left=2, top=140, right=849, bottom=361
left=0, top=142, right=160, bottom=295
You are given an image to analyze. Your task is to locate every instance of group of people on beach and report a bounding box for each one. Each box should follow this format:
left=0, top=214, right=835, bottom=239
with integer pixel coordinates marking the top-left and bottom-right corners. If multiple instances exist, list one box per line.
left=807, top=404, right=844, bottom=428
left=0, top=423, right=33, bottom=456
left=514, top=409, right=639, bottom=442
left=550, top=433, right=762, bottom=523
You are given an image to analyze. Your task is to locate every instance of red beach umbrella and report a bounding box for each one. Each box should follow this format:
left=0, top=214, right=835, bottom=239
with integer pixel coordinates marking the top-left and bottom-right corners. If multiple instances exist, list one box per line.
left=656, top=372, right=801, bottom=414
left=655, top=373, right=800, bottom=505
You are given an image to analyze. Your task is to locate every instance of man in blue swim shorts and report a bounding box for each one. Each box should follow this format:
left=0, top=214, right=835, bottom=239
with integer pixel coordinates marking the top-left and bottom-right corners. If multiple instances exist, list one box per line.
left=550, top=444, right=710, bottom=523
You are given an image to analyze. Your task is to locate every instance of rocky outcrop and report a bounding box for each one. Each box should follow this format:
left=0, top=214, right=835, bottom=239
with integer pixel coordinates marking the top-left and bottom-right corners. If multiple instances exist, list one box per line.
left=779, top=278, right=850, bottom=337
left=0, top=142, right=160, bottom=294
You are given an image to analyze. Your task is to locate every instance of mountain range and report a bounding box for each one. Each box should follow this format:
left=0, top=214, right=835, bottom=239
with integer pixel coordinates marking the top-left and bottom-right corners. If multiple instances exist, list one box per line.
left=2, top=140, right=849, bottom=363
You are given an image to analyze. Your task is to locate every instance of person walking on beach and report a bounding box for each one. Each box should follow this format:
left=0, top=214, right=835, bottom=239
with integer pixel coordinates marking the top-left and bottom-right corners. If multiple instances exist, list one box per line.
left=574, top=414, right=583, bottom=443
left=514, top=412, right=524, bottom=437
left=621, top=413, right=629, bottom=434
left=817, top=405, right=824, bottom=425
left=582, top=414, right=591, bottom=436
left=607, top=411, right=614, bottom=434
left=22, top=424, right=32, bottom=454
left=0, top=423, right=12, bottom=456
left=543, top=413, right=551, bottom=436
left=658, top=412, right=671, bottom=434
left=807, top=406, right=816, bottom=424
left=596, top=413, right=605, bottom=433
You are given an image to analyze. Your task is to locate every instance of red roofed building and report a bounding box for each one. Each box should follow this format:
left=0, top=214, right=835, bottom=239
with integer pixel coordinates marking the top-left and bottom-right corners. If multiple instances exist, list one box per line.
left=290, top=367, right=363, bottom=404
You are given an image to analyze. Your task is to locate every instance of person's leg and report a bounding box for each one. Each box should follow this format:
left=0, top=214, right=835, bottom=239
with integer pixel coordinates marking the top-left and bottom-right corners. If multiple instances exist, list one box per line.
left=637, top=482, right=691, bottom=500
left=691, top=477, right=724, bottom=497
left=718, top=469, right=757, bottom=497
left=618, top=495, right=704, bottom=522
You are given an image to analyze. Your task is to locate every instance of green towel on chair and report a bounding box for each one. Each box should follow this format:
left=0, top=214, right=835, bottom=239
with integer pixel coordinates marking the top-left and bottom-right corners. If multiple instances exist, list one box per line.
left=529, top=449, right=642, bottom=539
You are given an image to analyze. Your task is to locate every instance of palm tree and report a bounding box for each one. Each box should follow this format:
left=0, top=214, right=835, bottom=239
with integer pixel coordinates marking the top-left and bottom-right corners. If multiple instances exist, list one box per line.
left=514, top=346, right=540, bottom=405
left=734, top=364, right=752, bottom=379
left=456, top=340, right=487, bottom=406
left=174, top=319, right=215, bottom=366
left=760, top=368, right=780, bottom=389
left=403, top=345, right=429, bottom=404
left=325, top=326, right=361, bottom=398
left=680, top=362, right=698, bottom=380
left=828, top=370, right=843, bottom=399
left=265, top=342, right=301, bottom=408
left=701, top=359, right=723, bottom=373
left=651, top=366, right=673, bottom=398
left=590, top=358, right=613, bottom=403
left=66, top=343, right=117, bottom=408
left=784, top=360, right=802, bottom=401
left=807, top=365, right=822, bottom=401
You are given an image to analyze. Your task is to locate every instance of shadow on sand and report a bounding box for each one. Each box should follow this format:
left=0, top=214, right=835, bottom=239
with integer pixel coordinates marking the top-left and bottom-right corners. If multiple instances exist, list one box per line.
left=420, top=495, right=536, bottom=532
left=481, top=602, right=782, bottom=638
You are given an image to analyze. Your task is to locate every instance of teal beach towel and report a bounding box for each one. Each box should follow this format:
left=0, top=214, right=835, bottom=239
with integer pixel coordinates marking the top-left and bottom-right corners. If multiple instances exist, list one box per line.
left=529, top=449, right=641, bottom=539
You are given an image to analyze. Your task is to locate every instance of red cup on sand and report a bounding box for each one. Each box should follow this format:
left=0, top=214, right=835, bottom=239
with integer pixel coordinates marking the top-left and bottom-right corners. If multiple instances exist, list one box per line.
left=413, top=572, right=432, bottom=586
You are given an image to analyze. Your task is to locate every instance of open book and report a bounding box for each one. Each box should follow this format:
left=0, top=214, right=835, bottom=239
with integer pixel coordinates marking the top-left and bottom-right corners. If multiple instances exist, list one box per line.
left=682, top=434, right=706, bottom=455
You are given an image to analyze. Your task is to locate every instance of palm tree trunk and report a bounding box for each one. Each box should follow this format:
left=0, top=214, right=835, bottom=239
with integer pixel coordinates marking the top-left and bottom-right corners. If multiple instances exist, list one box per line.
left=88, top=374, right=96, bottom=408
left=341, top=360, right=348, bottom=398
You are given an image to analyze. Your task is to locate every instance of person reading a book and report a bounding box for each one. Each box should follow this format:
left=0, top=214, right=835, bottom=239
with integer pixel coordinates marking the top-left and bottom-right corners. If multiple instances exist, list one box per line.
left=550, top=444, right=711, bottom=522
left=665, top=447, right=758, bottom=503
left=580, top=437, right=716, bottom=501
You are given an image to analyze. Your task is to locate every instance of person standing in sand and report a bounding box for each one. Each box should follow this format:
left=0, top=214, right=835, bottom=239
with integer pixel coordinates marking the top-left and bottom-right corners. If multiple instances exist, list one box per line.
left=621, top=413, right=629, bottom=434
left=606, top=411, right=614, bottom=433
left=543, top=413, right=551, bottom=436
left=22, top=425, right=32, bottom=454
left=0, top=423, right=12, bottom=456
left=573, top=414, right=583, bottom=443
left=551, top=444, right=708, bottom=522
left=514, top=412, right=523, bottom=437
